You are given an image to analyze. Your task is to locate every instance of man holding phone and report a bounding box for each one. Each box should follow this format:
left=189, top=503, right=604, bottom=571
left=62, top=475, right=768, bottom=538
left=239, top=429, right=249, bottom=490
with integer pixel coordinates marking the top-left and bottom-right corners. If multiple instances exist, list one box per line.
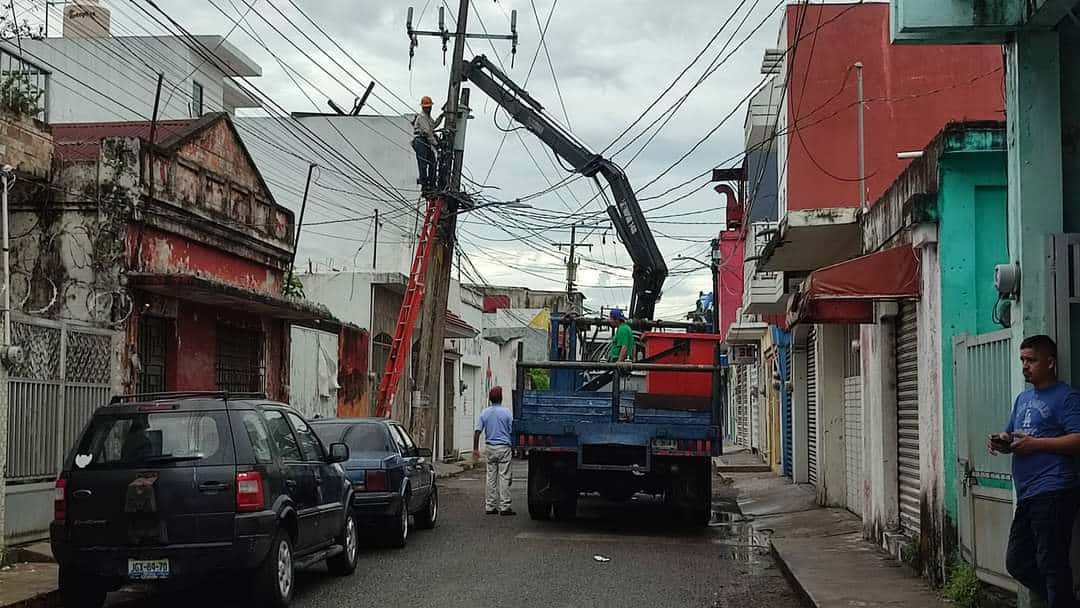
left=989, top=335, right=1080, bottom=607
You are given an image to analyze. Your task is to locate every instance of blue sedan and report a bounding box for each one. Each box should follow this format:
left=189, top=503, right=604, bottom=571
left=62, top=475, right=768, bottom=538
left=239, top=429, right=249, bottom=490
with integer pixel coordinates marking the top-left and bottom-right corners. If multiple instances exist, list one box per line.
left=311, top=418, right=438, bottom=548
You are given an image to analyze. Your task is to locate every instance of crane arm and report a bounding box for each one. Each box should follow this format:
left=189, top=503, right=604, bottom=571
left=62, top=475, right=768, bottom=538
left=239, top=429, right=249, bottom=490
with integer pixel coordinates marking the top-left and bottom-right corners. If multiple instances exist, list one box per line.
left=461, top=55, right=667, bottom=320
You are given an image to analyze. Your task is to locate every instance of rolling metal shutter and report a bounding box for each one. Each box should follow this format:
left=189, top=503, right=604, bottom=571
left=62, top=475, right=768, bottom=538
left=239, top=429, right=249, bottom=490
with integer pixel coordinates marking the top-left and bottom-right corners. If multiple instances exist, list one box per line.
left=749, top=361, right=761, bottom=452
left=807, top=327, right=818, bottom=485
left=896, top=303, right=921, bottom=535
left=783, top=346, right=793, bottom=477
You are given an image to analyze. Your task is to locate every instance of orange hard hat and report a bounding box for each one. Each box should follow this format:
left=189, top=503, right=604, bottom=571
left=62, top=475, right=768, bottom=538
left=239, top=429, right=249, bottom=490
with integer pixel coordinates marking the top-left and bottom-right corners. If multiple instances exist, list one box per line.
left=420, top=96, right=433, bottom=108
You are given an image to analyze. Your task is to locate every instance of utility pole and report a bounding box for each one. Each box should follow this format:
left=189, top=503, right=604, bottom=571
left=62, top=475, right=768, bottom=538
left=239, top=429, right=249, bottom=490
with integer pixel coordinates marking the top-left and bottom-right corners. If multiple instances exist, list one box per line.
left=405, top=2, right=516, bottom=452
left=372, top=208, right=379, bottom=269
left=556, top=223, right=592, bottom=305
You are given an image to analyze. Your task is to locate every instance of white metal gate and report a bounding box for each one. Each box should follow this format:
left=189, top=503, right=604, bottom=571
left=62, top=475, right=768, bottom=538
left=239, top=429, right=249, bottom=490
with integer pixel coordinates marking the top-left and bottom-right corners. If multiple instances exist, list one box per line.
left=807, top=327, right=819, bottom=485
left=455, top=365, right=479, bottom=456
left=896, top=302, right=921, bottom=536
left=289, top=326, right=339, bottom=420
left=5, top=316, right=114, bottom=542
left=954, top=330, right=1015, bottom=590
left=844, top=325, right=863, bottom=516
left=735, top=364, right=749, bottom=448
left=749, top=360, right=761, bottom=452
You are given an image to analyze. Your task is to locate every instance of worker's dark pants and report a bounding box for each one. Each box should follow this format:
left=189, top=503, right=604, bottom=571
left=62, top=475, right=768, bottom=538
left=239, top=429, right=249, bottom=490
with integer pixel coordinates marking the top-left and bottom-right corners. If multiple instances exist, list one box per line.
left=413, top=136, right=436, bottom=189
left=1006, top=487, right=1080, bottom=607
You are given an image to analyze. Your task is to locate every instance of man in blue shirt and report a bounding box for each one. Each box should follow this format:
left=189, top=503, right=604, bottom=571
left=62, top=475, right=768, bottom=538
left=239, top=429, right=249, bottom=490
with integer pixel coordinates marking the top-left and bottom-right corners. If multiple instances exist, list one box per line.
left=990, top=335, right=1080, bottom=607
left=473, top=386, right=515, bottom=516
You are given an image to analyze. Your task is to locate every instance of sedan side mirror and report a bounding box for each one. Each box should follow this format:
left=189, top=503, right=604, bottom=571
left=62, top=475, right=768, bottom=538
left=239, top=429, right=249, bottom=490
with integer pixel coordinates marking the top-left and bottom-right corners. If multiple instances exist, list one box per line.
left=328, top=442, right=350, bottom=464
left=416, top=447, right=433, bottom=458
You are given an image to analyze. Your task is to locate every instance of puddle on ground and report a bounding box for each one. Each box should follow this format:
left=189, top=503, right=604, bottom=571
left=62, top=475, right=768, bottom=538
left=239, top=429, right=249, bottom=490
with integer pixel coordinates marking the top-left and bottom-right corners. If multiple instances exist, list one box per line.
left=709, top=510, right=748, bottom=524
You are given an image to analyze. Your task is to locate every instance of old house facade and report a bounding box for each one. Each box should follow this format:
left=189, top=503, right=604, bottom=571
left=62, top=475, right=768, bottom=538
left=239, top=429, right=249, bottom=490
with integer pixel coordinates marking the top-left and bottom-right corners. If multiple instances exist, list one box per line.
left=3, top=112, right=339, bottom=542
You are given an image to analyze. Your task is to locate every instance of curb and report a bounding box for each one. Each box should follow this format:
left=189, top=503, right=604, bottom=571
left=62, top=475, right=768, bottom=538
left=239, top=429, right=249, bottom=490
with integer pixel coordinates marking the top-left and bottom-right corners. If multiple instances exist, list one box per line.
left=769, top=543, right=817, bottom=608
left=4, top=590, right=60, bottom=608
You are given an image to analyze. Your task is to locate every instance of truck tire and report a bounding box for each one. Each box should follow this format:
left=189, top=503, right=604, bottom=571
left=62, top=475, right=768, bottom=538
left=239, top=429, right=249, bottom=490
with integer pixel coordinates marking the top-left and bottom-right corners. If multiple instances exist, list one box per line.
left=528, top=455, right=553, bottom=521
left=553, top=489, right=578, bottom=521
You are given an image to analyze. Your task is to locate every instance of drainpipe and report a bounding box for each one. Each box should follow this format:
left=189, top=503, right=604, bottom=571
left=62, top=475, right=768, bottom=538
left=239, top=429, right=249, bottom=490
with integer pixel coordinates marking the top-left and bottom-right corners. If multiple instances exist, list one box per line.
left=855, top=62, right=866, bottom=213
left=2, top=166, right=11, bottom=346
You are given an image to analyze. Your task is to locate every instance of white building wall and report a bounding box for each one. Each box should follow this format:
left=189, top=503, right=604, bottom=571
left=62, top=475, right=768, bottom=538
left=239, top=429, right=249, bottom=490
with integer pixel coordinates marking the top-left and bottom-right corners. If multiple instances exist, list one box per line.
left=15, top=37, right=241, bottom=123
left=862, top=305, right=901, bottom=544
left=236, top=115, right=420, bottom=271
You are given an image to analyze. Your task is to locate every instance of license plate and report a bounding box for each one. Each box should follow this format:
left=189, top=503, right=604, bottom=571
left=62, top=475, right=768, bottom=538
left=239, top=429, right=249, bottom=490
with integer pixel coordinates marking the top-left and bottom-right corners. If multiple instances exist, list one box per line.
left=652, top=438, right=677, bottom=451
left=128, top=559, right=169, bottom=580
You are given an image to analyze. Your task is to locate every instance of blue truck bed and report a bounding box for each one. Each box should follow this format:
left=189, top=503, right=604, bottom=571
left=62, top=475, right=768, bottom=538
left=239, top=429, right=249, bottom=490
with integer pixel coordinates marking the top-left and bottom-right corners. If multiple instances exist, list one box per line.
left=514, top=391, right=720, bottom=448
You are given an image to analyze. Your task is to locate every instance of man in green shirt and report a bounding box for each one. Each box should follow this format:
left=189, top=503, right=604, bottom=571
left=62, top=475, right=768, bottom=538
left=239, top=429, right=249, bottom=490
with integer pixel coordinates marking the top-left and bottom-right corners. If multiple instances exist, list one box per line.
left=607, top=308, right=634, bottom=362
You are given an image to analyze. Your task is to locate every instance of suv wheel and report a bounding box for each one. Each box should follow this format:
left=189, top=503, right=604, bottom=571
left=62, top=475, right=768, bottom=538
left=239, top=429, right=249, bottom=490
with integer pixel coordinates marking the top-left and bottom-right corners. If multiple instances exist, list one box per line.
left=253, top=530, right=294, bottom=608
left=417, top=484, right=438, bottom=529
left=327, top=511, right=359, bottom=576
left=59, top=568, right=107, bottom=608
left=387, top=494, right=409, bottom=548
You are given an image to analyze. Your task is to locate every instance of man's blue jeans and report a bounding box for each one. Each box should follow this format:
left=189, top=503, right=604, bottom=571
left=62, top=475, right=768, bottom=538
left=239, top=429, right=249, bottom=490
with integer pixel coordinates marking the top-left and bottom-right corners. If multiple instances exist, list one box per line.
left=1006, top=487, right=1080, bottom=607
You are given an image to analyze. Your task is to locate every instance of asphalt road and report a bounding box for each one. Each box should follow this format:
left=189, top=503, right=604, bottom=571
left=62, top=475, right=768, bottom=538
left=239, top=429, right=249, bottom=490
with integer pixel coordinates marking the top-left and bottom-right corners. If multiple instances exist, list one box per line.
left=108, top=460, right=804, bottom=608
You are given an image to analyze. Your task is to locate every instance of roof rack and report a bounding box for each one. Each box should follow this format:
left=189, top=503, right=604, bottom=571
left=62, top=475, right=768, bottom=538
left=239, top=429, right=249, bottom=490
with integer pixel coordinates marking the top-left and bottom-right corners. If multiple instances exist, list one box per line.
left=109, top=391, right=267, bottom=405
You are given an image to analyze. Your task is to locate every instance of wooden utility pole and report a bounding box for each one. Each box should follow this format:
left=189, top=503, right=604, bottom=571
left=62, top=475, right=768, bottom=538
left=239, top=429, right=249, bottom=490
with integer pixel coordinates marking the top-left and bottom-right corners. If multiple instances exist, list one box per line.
left=406, top=1, right=516, bottom=452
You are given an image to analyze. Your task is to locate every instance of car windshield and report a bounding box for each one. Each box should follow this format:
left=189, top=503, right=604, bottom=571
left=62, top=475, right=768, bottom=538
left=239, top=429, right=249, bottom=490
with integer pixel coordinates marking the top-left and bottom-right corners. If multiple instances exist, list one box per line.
left=73, top=411, right=232, bottom=469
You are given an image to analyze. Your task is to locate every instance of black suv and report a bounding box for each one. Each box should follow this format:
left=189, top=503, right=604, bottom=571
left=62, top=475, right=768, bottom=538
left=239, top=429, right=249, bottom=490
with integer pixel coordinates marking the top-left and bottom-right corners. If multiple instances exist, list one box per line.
left=50, top=393, right=360, bottom=608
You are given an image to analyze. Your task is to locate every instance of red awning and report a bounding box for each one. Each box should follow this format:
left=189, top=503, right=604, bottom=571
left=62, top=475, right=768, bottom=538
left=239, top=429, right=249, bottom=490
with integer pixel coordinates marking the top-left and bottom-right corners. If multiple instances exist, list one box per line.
left=789, top=245, right=920, bottom=325
left=445, top=310, right=478, bottom=338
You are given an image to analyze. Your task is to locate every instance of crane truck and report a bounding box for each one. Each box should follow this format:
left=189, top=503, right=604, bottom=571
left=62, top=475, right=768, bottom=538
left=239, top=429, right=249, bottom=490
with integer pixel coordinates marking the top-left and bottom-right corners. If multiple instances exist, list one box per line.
left=462, top=56, right=723, bottom=524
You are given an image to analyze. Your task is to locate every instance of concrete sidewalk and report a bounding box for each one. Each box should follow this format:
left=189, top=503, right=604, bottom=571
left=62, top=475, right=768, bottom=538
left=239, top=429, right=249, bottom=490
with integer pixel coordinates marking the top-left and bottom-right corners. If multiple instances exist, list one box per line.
left=724, top=457, right=948, bottom=608
left=0, top=543, right=59, bottom=608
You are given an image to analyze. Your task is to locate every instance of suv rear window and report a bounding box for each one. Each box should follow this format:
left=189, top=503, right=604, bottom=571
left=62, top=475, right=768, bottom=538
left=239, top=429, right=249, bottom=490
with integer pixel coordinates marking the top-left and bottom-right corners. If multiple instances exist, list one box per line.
left=74, top=411, right=233, bottom=469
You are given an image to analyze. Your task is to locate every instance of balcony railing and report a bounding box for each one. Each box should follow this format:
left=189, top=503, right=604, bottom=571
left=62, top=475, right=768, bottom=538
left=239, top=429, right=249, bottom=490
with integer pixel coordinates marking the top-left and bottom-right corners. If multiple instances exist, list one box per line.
left=0, top=46, right=50, bottom=123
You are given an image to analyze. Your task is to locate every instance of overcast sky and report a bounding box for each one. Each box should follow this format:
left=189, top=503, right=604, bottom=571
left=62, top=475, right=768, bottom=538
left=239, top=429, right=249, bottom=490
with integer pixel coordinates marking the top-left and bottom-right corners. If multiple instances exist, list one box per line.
left=55, top=0, right=788, bottom=320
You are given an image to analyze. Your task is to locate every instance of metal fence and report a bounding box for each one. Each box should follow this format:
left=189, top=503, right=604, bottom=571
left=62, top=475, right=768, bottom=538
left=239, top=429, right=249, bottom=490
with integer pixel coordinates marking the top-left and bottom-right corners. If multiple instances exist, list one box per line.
left=6, top=316, right=113, bottom=483
left=0, top=45, right=50, bottom=123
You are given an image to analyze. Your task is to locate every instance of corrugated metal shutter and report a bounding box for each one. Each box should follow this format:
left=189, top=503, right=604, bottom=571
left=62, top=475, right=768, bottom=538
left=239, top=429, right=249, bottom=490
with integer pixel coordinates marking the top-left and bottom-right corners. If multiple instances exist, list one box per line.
left=807, top=327, right=818, bottom=485
left=896, top=303, right=921, bottom=535
left=783, top=346, right=793, bottom=477
left=736, top=364, right=749, bottom=448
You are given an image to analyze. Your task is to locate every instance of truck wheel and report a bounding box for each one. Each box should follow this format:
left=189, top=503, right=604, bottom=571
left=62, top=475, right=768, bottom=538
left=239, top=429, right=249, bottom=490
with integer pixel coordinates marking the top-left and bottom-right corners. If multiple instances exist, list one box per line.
left=528, top=455, right=553, bottom=521
left=553, top=490, right=578, bottom=521
left=59, top=568, right=107, bottom=608
left=528, top=499, right=553, bottom=520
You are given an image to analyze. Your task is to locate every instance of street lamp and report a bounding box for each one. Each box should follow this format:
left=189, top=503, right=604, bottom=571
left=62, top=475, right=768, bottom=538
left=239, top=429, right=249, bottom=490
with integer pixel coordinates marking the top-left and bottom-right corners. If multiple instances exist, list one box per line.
left=675, top=250, right=721, bottom=334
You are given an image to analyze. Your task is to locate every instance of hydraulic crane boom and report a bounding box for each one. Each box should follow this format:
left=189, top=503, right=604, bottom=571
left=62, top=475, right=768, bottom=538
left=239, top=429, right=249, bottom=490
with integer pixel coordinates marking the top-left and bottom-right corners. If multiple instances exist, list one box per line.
left=462, top=55, right=667, bottom=320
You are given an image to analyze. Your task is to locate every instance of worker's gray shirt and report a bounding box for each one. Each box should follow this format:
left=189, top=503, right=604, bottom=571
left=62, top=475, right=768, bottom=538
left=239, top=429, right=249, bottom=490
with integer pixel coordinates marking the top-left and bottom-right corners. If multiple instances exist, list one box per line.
left=412, top=112, right=443, bottom=147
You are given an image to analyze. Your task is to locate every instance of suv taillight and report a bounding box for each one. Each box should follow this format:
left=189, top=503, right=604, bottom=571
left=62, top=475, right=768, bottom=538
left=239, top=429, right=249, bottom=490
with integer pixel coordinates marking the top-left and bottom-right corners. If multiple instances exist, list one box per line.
left=236, top=471, right=265, bottom=512
left=365, top=470, right=387, bottom=492
left=54, top=478, right=67, bottom=521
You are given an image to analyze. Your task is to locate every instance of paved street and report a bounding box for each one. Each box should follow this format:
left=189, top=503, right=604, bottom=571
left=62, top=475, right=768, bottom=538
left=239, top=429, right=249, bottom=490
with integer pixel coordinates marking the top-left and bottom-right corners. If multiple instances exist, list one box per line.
left=105, top=460, right=803, bottom=608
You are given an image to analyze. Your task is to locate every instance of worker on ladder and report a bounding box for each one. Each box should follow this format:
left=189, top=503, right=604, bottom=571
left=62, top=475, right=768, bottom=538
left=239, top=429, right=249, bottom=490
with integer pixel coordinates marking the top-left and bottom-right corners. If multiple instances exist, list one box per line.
left=412, top=96, right=443, bottom=193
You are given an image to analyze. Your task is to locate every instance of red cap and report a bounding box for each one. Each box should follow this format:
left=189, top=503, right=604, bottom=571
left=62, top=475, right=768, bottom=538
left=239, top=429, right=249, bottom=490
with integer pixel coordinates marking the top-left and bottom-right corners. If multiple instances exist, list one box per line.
left=488, top=386, right=503, bottom=403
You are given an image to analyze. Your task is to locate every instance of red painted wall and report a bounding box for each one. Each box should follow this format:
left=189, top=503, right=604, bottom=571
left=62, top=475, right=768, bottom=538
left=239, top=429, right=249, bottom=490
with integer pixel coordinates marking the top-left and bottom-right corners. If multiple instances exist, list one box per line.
left=164, top=301, right=287, bottom=401
left=784, top=3, right=1003, bottom=211
left=136, top=226, right=284, bottom=295
left=717, top=231, right=745, bottom=340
